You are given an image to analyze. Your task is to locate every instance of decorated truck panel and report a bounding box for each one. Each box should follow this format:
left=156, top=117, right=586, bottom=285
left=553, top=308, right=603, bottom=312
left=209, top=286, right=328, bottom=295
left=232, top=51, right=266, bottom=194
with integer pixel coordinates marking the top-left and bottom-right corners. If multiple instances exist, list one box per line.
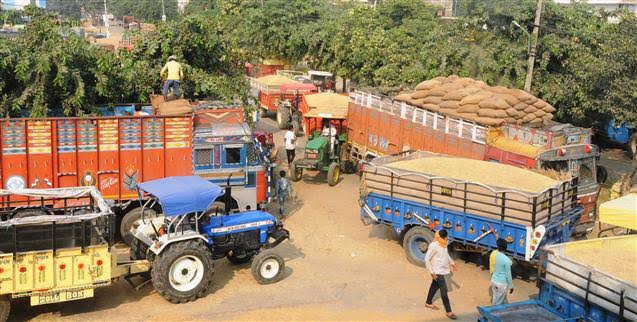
left=347, top=91, right=599, bottom=231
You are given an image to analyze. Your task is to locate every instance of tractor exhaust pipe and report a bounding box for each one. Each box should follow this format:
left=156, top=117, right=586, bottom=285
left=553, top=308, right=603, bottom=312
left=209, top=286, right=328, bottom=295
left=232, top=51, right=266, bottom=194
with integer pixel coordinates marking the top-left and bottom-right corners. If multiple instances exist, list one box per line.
left=225, top=174, right=232, bottom=215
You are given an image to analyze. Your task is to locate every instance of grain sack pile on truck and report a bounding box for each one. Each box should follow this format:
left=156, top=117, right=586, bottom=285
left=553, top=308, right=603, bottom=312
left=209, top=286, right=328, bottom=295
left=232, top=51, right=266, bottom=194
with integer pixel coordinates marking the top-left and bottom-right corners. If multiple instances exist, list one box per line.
left=394, top=75, right=556, bottom=127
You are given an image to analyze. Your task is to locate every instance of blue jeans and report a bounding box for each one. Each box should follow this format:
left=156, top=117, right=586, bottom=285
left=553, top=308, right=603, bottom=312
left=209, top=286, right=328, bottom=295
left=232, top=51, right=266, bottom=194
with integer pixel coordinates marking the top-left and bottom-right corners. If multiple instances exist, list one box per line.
left=278, top=195, right=286, bottom=216
left=163, top=80, right=180, bottom=97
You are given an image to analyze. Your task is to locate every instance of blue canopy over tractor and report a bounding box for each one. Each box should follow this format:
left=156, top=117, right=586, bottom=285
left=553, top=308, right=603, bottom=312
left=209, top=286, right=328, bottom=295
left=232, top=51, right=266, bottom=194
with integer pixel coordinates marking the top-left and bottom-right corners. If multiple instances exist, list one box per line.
left=137, top=176, right=224, bottom=217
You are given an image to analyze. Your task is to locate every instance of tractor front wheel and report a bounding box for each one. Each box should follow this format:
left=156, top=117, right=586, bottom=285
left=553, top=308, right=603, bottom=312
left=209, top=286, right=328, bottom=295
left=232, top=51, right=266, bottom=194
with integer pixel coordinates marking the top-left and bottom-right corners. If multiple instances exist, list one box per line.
left=151, top=240, right=214, bottom=303
left=251, top=250, right=285, bottom=284
left=402, top=226, right=434, bottom=267
left=290, top=162, right=303, bottom=182
left=277, top=107, right=290, bottom=130
left=327, top=162, right=340, bottom=186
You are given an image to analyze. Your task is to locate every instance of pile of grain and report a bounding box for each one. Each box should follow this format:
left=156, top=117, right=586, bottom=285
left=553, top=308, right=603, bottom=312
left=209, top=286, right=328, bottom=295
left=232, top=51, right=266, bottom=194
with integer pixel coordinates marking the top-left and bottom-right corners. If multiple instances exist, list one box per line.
left=564, top=238, right=637, bottom=284
left=304, top=93, right=349, bottom=109
left=387, top=157, right=560, bottom=193
left=255, top=75, right=299, bottom=86
left=395, top=75, right=556, bottom=127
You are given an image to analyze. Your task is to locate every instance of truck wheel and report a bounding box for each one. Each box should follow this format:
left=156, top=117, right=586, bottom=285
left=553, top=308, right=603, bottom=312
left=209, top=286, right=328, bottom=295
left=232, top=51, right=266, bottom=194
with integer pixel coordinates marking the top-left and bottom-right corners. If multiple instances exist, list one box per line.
left=277, top=107, right=290, bottom=130
left=11, top=208, right=49, bottom=219
left=327, top=162, right=340, bottom=186
left=596, top=165, right=608, bottom=184
left=227, top=250, right=254, bottom=265
left=290, top=162, right=303, bottom=182
left=0, top=296, right=10, bottom=322
left=292, top=120, right=302, bottom=137
left=251, top=250, right=285, bottom=285
left=402, top=226, right=434, bottom=267
left=151, top=240, right=214, bottom=303
left=130, top=237, right=149, bottom=260
left=120, top=208, right=158, bottom=246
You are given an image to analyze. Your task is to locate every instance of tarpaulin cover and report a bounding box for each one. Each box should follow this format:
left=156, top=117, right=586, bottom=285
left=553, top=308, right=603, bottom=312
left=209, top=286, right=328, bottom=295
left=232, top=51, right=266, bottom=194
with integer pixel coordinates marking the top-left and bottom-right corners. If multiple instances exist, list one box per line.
left=137, top=176, right=223, bottom=217
left=599, top=193, right=637, bottom=230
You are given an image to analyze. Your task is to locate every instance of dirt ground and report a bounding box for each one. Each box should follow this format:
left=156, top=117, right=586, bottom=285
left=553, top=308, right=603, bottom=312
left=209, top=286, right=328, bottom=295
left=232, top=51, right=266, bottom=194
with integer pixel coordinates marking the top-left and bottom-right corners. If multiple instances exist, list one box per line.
left=11, top=118, right=634, bottom=322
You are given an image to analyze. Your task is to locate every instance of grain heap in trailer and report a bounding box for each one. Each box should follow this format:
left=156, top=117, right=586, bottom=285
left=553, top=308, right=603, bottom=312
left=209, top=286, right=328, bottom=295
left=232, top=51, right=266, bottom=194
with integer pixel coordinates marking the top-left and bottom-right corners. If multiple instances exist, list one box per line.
left=359, top=151, right=582, bottom=267
left=347, top=75, right=601, bottom=235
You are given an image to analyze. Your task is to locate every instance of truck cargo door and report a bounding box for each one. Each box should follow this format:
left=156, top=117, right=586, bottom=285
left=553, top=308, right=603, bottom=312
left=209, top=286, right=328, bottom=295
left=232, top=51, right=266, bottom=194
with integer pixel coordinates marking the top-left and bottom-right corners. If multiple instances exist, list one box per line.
left=97, top=119, right=120, bottom=199
left=26, top=120, right=54, bottom=190
left=141, top=118, right=166, bottom=183
left=1, top=120, right=28, bottom=203
left=164, top=117, right=192, bottom=177
left=76, top=120, right=99, bottom=191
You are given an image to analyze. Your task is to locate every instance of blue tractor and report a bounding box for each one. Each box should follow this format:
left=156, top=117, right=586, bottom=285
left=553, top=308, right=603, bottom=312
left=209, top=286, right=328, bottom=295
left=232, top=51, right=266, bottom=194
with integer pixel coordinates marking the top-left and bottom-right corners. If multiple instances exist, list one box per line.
left=130, top=176, right=289, bottom=303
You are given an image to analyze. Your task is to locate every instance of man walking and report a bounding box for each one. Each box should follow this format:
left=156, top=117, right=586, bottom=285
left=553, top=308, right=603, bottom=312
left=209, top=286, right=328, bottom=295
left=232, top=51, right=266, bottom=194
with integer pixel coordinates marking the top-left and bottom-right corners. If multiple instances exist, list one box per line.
left=284, top=125, right=296, bottom=164
left=424, top=229, right=457, bottom=320
left=160, top=55, right=183, bottom=99
left=490, top=238, right=514, bottom=305
left=276, top=170, right=291, bottom=216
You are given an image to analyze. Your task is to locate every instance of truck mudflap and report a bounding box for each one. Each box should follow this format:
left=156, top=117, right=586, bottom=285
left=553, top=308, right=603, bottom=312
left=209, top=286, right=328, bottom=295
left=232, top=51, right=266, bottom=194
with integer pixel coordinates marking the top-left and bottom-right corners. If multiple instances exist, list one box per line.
left=477, top=300, right=566, bottom=322
left=266, top=224, right=289, bottom=249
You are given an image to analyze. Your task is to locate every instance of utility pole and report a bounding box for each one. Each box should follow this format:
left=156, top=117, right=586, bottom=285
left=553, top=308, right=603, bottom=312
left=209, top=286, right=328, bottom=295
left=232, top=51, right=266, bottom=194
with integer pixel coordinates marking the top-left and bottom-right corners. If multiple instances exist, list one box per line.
left=524, top=0, right=543, bottom=92
left=103, top=0, right=110, bottom=38
left=161, top=0, right=166, bottom=22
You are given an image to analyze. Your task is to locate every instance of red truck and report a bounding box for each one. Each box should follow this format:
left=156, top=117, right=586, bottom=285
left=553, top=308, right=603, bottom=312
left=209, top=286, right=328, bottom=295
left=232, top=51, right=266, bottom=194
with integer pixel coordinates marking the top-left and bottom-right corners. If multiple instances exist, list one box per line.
left=0, top=108, right=273, bottom=240
left=346, top=91, right=600, bottom=234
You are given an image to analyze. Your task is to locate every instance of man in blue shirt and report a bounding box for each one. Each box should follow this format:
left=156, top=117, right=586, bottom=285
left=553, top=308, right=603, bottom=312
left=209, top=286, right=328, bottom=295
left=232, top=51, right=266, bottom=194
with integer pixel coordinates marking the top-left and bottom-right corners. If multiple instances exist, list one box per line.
left=490, top=238, right=514, bottom=305
left=276, top=170, right=291, bottom=216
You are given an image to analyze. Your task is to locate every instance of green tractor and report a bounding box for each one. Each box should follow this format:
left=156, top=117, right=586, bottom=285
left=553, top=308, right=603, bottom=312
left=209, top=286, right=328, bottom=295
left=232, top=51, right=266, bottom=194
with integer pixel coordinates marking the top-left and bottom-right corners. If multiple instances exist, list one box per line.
left=290, top=107, right=347, bottom=186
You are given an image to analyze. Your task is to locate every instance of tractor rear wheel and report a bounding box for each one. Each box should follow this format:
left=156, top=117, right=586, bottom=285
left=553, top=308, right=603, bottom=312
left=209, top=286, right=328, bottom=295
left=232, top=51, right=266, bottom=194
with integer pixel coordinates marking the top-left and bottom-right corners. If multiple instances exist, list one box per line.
left=290, top=162, right=303, bottom=182
left=277, top=107, right=290, bottom=130
left=120, top=208, right=158, bottom=246
left=251, top=250, right=285, bottom=284
left=151, top=240, right=214, bottom=303
left=327, top=162, right=340, bottom=186
left=402, top=226, right=434, bottom=267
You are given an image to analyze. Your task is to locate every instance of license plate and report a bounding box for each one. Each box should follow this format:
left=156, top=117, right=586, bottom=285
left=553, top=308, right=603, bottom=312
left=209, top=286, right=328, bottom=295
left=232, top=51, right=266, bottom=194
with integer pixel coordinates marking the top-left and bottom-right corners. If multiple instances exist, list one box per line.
left=30, top=288, right=94, bottom=306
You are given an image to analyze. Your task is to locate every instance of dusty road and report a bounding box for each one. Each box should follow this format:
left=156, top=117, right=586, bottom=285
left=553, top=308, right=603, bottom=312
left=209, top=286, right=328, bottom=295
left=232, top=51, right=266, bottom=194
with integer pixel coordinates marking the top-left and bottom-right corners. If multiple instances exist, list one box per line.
left=11, top=118, right=555, bottom=321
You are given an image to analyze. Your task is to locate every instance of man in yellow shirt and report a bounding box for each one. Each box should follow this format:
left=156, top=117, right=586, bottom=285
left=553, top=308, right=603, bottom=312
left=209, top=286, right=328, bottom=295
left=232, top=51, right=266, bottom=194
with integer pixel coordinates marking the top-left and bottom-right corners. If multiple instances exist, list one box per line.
left=160, top=55, right=183, bottom=99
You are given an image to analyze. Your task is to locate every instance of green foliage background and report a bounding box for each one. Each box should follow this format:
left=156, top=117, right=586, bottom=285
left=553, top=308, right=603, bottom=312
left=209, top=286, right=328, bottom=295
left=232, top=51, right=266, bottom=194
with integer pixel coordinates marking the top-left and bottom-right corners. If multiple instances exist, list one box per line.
left=1, top=0, right=635, bottom=129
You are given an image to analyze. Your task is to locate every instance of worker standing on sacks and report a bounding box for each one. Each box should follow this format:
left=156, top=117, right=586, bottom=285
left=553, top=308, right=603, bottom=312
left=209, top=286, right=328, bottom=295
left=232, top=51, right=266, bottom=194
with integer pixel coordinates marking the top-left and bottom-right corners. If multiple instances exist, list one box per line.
left=161, top=55, right=184, bottom=100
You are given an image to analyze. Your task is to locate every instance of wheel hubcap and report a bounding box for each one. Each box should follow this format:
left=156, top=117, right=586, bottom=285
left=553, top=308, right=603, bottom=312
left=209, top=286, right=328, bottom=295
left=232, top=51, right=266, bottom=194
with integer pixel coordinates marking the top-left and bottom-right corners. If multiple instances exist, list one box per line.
left=260, top=258, right=280, bottom=279
left=410, top=236, right=429, bottom=261
left=169, top=255, right=205, bottom=292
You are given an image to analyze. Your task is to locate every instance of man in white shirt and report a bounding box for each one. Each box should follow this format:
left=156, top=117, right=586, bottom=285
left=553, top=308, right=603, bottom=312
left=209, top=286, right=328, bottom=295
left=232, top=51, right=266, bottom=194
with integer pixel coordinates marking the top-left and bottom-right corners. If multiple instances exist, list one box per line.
left=284, top=125, right=296, bottom=164
left=424, top=229, right=458, bottom=320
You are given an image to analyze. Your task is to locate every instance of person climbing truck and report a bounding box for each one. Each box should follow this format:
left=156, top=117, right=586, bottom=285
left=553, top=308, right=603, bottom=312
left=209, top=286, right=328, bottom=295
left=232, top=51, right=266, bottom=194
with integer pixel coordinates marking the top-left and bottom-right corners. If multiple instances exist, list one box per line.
left=160, top=55, right=183, bottom=99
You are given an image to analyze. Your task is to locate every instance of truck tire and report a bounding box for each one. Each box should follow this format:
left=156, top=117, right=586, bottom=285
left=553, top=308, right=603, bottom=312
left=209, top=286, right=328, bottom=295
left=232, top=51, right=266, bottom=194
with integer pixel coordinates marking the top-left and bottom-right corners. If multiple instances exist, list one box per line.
left=402, top=226, right=434, bottom=267
left=227, top=250, right=254, bottom=265
left=277, top=107, right=290, bottom=130
left=0, top=296, right=10, bottom=322
left=292, top=120, right=302, bottom=137
left=151, top=240, right=214, bottom=303
left=120, top=208, right=158, bottom=246
left=327, top=162, right=340, bottom=186
left=251, top=250, right=285, bottom=284
left=596, top=165, right=608, bottom=184
left=11, top=208, right=49, bottom=219
left=630, top=133, right=637, bottom=160
left=290, top=162, right=303, bottom=182
left=130, top=237, right=149, bottom=260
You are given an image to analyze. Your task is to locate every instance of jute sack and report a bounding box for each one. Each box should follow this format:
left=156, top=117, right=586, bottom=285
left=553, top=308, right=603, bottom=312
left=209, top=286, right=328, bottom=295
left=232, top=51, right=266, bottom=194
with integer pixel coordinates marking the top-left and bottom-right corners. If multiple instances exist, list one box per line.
left=513, top=102, right=528, bottom=111
left=499, top=94, right=520, bottom=106
left=439, top=100, right=460, bottom=110
left=395, top=93, right=412, bottom=102
left=529, top=118, right=544, bottom=127
left=411, top=90, right=430, bottom=99
left=458, top=113, right=478, bottom=121
left=534, top=99, right=548, bottom=109
left=522, top=114, right=536, bottom=123
left=505, top=107, right=520, bottom=117
left=543, top=113, right=554, bottom=120
left=461, top=93, right=492, bottom=105
left=443, top=89, right=470, bottom=101
left=422, top=103, right=440, bottom=112
left=409, top=98, right=426, bottom=106
left=415, top=79, right=441, bottom=90
left=488, top=86, right=511, bottom=94
left=478, top=108, right=507, bottom=118
left=439, top=108, right=462, bottom=118
left=505, top=117, right=517, bottom=124
left=523, top=96, right=538, bottom=105
left=474, top=80, right=489, bottom=88
left=427, top=89, right=447, bottom=97
left=475, top=117, right=505, bottom=127
left=457, top=104, right=479, bottom=113
left=514, top=90, right=535, bottom=101
left=534, top=110, right=546, bottom=118
left=464, top=86, right=483, bottom=95
left=423, top=96, right=443, bottom=105
left=524, top=105, right=538, bottom=114
left=479, top=98, right=498, bottom=109
left=455, top=77, right=476, bottom=86
left=543, top=105, right=556, bottom=113
left=439, top=82, right=465, bottom=92
left=494, top=97, right=512, bottom=110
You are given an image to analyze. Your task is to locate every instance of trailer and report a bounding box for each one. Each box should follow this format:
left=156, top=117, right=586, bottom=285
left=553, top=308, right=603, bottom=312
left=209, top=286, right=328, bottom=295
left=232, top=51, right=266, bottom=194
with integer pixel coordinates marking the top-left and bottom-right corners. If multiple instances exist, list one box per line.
left=359, top=151, right=582, bottom=266
left=0, top=108, right=274, bottom=243
left=348, top=91, right=600, bottom=234
left=478, top=236, right=637, bottom=322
